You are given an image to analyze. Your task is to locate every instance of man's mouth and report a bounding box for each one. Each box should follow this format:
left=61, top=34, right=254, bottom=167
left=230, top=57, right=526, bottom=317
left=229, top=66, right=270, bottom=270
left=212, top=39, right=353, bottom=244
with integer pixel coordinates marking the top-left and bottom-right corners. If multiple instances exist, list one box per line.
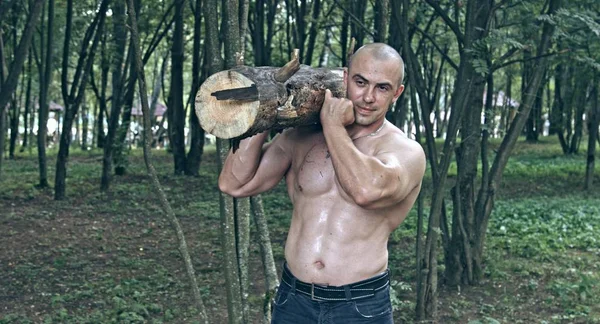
left=357, top=106, right=374, bottom=114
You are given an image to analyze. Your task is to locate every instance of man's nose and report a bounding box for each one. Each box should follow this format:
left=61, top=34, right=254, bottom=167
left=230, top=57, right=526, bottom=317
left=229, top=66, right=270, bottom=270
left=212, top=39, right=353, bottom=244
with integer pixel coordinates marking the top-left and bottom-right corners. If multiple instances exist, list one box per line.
left=364, top=88, right=375, bottom=103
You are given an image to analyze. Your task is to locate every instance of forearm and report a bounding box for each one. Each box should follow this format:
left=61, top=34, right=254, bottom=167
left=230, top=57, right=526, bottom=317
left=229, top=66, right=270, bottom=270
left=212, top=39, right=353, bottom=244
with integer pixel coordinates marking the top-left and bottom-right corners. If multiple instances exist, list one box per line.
left=219, top=132, right=270, bottom=190
left=323, top=125, right=385, bottom=204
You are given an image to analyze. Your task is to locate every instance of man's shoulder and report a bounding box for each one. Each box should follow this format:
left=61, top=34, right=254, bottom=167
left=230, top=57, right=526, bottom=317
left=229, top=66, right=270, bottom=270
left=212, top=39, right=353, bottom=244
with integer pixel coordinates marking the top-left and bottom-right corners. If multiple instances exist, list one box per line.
left=378, top=124, right=425, bottom=158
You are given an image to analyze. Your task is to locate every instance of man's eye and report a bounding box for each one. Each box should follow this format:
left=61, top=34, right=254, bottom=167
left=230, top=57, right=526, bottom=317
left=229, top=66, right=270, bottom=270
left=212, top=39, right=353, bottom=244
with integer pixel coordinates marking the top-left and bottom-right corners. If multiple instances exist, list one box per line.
left=378, top=86, right=389, bottom=91
left=355, top=80, right=365, bottom=86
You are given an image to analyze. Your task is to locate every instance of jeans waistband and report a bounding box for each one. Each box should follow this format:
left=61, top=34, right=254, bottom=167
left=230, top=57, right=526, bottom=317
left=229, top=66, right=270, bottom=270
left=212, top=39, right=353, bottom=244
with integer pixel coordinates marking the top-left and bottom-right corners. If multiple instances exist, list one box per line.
left=281, top=263, right=390, bottom=302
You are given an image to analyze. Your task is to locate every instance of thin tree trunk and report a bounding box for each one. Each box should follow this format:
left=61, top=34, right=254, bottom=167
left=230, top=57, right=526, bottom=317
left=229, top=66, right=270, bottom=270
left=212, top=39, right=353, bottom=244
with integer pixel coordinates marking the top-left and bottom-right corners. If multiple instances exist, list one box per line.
left=96, top=29, right=109, bottom=149
left=170, top=0, right=186, bottom=175
left=101, top=0, right=127, bottom=190
left=114, top=51, right=136, bottom=176
left=81, top=91, right=89, bottom=150
left=37, top=0, right=53, bottom=188
left=235, top=197, right=250, bottom=323
left=303, top=0, right=321, bottom=65
left=125, top=0, right=208, bottom=321
left=185, top=0, right=204, bottom=176
left=569, top=75, right=586, bottom=154
left=55, top=0, right=108, bottom=200
left=409, top=82, right=426, bottom=320
left=373, top=0, right=388, bottom=42
left=250, top=196, right=278, bottom=323
left=585, top=77, right=598, bottom=190
left=21, top=49, right=32, bottom=152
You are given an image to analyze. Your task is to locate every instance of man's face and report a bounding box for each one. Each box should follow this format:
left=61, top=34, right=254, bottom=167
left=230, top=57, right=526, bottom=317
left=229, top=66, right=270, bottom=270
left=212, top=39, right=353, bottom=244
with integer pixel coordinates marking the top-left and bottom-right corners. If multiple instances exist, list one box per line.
left=344, top=54, right=404, bottom=126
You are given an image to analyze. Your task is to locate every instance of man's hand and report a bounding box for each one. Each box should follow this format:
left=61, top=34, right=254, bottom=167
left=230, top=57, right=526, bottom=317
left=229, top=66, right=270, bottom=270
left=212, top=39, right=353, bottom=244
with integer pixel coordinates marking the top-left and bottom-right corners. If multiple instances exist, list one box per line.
left=320, top=89, right=355, bottom=128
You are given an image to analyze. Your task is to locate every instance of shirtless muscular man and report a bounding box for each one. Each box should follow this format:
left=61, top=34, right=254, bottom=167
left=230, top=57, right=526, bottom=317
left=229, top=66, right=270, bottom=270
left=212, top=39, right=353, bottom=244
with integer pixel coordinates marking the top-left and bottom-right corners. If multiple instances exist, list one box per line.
left=219, top=43, right=426, bottom=323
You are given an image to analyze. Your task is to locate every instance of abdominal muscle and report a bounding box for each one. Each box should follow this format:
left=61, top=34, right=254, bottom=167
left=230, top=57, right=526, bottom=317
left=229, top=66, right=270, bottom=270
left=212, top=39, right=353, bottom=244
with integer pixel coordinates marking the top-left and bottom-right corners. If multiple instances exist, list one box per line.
left=283, top=193, right=392, bottom=286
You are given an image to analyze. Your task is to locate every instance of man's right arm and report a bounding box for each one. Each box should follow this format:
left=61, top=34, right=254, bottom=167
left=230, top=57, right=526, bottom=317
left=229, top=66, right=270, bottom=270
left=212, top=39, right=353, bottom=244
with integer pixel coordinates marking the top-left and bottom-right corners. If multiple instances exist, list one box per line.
left=218, top=130, right=293, bottom=198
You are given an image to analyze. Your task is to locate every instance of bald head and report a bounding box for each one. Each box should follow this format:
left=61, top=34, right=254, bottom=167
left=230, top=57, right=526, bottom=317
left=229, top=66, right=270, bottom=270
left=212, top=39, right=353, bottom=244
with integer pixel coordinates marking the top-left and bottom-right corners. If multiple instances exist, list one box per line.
left=348, top=43, right=405, bottom=85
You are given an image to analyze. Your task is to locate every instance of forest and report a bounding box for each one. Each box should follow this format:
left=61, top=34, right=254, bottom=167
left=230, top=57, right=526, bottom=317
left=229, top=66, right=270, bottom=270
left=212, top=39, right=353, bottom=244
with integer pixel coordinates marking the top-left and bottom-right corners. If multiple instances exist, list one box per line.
left=0, top=0, right=599, bottom=323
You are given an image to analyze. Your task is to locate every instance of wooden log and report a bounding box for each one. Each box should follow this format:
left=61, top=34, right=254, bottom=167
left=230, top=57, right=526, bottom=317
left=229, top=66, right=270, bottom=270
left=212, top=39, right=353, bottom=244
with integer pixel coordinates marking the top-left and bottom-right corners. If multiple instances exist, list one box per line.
left=195, top=62, right=344, bottom=140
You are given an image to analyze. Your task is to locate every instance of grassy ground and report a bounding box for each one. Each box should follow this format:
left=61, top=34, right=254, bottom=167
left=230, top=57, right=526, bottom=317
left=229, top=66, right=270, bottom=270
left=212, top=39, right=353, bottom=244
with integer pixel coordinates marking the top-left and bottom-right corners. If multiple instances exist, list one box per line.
left=0, top=136, right=599, bottom=323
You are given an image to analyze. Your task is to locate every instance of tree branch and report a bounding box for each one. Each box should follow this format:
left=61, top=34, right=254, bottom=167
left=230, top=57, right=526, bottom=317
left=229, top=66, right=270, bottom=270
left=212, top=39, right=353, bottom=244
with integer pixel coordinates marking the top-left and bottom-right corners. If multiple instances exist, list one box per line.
left=424, top=0, right=464, bottom=44
left=493, top=49, right=567, bottom=71
left=415, top=26, right=459, bottom=70
left=331, top=0, right=375, bottom=38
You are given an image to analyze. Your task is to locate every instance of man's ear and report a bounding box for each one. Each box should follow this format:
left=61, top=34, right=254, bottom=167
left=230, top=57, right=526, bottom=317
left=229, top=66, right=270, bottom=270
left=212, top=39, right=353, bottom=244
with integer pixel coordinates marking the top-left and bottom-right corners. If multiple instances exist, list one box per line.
left=343, top=67, right=348, bottom=84
left=393, top=84, right=405, bottom=103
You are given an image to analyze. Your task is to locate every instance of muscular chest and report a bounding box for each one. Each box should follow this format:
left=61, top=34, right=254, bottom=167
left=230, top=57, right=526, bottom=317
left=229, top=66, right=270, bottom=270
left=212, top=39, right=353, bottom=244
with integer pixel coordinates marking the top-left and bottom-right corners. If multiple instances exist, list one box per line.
left=293, top=142, right=336, bottom=196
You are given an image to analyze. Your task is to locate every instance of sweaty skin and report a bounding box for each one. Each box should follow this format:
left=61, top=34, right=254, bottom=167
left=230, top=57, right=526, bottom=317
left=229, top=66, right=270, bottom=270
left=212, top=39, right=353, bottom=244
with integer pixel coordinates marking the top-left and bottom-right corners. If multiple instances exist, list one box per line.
left=219, top=43, right=426, bottom=286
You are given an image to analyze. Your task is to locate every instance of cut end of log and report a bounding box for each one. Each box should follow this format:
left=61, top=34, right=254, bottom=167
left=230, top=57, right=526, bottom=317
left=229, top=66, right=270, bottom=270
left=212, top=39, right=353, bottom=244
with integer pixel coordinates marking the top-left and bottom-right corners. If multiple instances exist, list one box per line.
left=195, top=70, right=260, bottom=139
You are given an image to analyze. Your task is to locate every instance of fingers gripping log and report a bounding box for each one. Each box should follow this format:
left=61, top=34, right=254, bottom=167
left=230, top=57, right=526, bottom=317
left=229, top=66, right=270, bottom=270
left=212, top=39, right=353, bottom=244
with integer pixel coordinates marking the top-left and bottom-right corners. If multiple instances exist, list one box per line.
left=195, top=51, right=345, bottom=140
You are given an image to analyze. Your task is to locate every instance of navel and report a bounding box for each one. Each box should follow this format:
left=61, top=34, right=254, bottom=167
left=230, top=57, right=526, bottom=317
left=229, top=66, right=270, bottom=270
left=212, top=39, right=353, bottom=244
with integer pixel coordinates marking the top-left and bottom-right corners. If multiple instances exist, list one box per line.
left=313, top=260, right=325, bottom=270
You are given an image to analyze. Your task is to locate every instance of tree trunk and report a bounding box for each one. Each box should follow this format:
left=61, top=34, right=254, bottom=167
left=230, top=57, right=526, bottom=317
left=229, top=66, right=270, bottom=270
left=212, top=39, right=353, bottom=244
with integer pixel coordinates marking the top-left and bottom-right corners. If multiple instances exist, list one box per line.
left=303, top=0, right=321, bottom=65
left=351, top=0, right=367, bottom=48
left=37, top=0, right=53, bottom=188
left=373, top=0, right=389, bottom=42
left=170, top=0, right=186, bottom=175
left=55, top=0, right=108, bottom=200
left=235, top=197, right=251, bottom=323
left=114, top=51, right=136, bottom=176
left=196, top=63, right=344, bottom=140
left=101, top=0, right=127, bottom=190
left=551, top=64, right=568, bottom=152
left=96, top=29, right=109, bottom=149
left=569, top=74, right=586, bottom=154
left=21, top=49, right=32, bottom=152
left=185, top=0, right=205, bottom=176
left=250, top=196, right=278, bottom=323
left=81, top=92, right=89, bottom=150
left=585, top=77, right=598, bottom=190
left=9, top=91, right=18, bottom=159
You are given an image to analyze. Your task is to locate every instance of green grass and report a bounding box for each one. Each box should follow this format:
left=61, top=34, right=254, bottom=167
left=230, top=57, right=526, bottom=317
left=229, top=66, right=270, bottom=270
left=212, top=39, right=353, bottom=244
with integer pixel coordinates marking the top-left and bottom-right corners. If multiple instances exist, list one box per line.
left=1, top=136, right=599, bottom=323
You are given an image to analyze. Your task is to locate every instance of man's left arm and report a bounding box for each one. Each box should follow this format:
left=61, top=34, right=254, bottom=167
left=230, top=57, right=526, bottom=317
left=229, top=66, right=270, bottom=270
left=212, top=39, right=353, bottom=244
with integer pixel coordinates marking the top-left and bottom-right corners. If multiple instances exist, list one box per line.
left=324, top=124, right=426, bottom=210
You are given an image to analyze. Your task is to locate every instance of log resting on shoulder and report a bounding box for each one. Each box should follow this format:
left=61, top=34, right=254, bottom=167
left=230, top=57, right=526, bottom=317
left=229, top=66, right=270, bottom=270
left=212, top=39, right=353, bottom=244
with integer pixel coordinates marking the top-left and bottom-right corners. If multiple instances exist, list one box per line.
left=195, top=64, right=345, bottom=140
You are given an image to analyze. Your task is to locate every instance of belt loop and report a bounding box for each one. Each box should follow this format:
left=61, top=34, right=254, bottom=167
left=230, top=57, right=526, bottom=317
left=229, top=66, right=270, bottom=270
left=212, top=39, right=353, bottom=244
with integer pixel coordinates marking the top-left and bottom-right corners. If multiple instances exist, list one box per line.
left=344, top=285, right=352, bottom=301
left=290, top=277, right=297, bottom=295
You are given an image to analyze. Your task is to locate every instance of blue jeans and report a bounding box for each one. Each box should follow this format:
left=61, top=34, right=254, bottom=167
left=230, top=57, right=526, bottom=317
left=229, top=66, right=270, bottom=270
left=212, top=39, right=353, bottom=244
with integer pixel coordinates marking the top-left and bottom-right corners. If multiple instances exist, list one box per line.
left=271, top=270, right=394, bottom=323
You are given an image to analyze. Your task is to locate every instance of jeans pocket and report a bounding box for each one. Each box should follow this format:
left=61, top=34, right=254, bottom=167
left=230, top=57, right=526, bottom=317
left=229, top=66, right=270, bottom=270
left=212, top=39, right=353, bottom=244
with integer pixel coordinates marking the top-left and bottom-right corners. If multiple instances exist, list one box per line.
left=273, top=284, right=291, bottom=307
left=352, top=290, right=392, bottom=318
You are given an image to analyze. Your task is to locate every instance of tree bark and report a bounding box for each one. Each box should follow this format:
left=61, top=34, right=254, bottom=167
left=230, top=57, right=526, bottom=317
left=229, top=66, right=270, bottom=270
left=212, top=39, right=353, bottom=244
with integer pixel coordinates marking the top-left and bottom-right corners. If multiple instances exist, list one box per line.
left=195, top=63, right=344, bottom=140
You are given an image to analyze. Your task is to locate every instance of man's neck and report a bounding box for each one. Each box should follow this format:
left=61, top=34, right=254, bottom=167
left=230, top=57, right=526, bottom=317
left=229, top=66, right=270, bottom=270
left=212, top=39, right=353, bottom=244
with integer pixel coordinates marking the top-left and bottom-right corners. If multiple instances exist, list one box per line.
left=347, top=119, right=386, bottom=140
